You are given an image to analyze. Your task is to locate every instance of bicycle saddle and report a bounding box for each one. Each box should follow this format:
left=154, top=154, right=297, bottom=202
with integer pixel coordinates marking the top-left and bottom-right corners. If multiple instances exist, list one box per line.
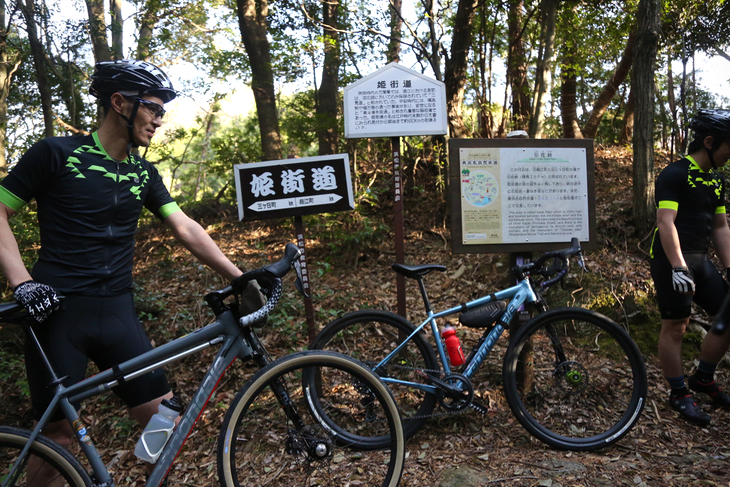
left=391, top=263, right=446, bottom=279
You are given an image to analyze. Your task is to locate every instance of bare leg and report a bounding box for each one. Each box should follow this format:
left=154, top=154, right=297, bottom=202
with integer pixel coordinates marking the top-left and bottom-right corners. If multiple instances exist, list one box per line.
left=658, top=317, right=689, bottom=379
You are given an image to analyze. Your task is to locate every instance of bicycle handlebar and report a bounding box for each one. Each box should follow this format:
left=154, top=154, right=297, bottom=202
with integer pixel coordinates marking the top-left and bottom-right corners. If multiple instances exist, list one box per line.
left=513, top=237, right=583, bottom=288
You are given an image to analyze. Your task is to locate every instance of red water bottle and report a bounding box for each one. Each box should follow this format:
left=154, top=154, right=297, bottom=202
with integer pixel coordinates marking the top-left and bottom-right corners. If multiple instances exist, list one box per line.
left=442, top=326, right=465, bottom=366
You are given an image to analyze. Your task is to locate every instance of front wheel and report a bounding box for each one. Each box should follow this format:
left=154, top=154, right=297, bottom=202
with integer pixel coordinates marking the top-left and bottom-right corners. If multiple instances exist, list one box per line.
left=502, top=308, right=647, bottom=451
left=0, top=426, right=92, bottom=487
left=309, top=309, right=439, bottom=449
left=217, top=351, right=405, bottom=487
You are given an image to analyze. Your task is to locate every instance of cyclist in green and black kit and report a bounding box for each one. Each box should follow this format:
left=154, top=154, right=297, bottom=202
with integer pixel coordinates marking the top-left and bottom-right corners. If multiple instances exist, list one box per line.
left=650, top=109, right=730, bottom=425
left=0, top=60, right=249, bottom=484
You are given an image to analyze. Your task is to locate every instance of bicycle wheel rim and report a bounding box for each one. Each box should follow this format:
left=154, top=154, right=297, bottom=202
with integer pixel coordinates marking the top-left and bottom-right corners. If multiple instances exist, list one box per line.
left=0, top=427, right=91, bottom=487
left=310, top=310, right=438, bottom=447
left=218, top=351, right=405, bottom=487
left=503, top=308, right=647, bottom=451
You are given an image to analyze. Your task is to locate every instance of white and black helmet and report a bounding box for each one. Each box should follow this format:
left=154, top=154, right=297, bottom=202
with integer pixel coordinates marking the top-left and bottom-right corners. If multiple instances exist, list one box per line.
left=90, top=60, right=176, bottom=103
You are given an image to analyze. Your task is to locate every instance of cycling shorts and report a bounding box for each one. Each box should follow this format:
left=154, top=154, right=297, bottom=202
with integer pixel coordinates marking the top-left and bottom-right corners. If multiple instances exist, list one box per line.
left=650, top=253, right=728, bottom=320
left=24, top=293, right=170, bottom=421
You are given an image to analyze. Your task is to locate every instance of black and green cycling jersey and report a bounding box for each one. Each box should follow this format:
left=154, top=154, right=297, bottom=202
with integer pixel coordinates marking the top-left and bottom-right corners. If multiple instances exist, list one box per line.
left=0, top=132, right=180, bottom=295
left=650, top=155, right=726, bottom=260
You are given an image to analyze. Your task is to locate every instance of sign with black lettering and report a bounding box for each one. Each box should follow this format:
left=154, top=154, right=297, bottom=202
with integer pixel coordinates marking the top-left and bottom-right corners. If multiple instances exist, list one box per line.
left=234, top=154, right=354, bottom=221
left=343, top=62, right=447, bottom=139
left=449, top=139, right=597, bottom=253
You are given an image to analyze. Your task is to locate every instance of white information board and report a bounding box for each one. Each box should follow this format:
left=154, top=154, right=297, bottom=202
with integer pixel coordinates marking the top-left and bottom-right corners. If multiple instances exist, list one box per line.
left=459, top=146, right=590, bottom=244
left=343, top=63, right=447, bottom=139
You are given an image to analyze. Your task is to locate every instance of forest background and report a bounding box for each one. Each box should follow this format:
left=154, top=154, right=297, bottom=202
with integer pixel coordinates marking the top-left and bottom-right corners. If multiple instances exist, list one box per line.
left=1, top=0, right=730, bottom=484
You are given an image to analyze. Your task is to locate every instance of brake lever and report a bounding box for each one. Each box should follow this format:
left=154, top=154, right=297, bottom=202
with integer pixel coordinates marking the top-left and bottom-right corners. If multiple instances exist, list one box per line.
left=576, top=251, right=587, bottom=273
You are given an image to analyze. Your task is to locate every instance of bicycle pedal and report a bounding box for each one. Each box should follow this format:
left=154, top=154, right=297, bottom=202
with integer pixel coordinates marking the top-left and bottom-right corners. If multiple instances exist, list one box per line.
left=469, top=400, right=488, bottom=415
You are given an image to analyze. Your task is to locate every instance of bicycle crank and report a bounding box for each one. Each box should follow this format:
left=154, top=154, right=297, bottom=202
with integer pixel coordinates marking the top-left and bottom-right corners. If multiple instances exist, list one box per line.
left=432, top=373, right=475, bottom=411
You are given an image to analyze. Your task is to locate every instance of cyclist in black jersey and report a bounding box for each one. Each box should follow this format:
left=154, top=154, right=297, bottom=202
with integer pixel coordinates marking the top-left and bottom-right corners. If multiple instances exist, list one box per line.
left=650, top=109, right=730, bottom=425
left=0, top=60, right=249, bottom=482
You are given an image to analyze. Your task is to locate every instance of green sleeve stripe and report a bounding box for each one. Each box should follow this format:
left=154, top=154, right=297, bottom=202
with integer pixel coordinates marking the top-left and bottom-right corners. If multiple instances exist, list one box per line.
left=0, top=186, right=27, bottom=211
left=716, top=206, right=726, bottom=215
left=657, top=201, right=678, bottom=211
left=159, top=202, right=181, bottom=219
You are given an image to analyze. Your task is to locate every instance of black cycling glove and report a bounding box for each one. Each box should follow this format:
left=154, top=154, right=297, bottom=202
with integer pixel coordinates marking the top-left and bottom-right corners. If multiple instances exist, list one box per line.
left=671, top=267, right=695, bottom=294
left=13, top=280, right=61, bottom=323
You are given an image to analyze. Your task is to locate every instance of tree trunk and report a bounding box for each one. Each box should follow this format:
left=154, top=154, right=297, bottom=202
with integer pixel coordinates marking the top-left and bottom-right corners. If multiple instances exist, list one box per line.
left=85, top=0, right=111, bottom=63
left=0, top=1, right=11, bottom=177
left=528, top=0, right=557, bottom=139
left=582, top=32, right=636, bottom=139
left=666, top=55, right=680, bottom=157
left=506, top=0, right=530, bottom=130
left=619, top=88, right=635, bottom=145
left=444, top=0, right=478, bottom=138
left=388, top=0, right=402, bottom=63
left=317, top=0, right=340, bottom=156
left=632, top=0, right=660, bottom=236
left=110, top=0, right=123, bottom=60
left=424, top=0, right=441, bottom=80
left=236, top=0, right=282, bottom=161
left=21, top=0, right=53, bottom=137
left=136, top=0, right=160, bottom=61
left=560, top=50, right=583, bottom=139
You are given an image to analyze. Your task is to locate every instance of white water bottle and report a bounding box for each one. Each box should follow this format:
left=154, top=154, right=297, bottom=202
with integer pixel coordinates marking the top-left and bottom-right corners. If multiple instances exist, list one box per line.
left=134, top=396, right=183, bottom=463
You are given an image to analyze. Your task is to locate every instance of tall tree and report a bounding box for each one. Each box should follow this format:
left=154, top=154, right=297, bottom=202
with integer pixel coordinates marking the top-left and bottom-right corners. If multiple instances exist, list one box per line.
left=528, top=0, right=557, bottom=138
left=581, top=32, right=635, bottom=139
left=20, top=0, right=53, bottom=137
left=506, top=0, right=530, bottom=130
left=237, top=0, right=282, bottom=161
left=0, top=2, right=19, bottom=177
left=444, top=0, right=478, bottom=138
left=85, top=0, right=111, bottom=62
left=632, top=0, right=660, bottom=235
left=111, top=0, right=123, bottom=59
left=317, top=0, right=340, bottom=155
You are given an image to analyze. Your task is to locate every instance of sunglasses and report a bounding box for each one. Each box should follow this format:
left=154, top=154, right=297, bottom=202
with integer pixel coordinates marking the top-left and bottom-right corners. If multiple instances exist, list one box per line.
left=125, top=96, right=166, bottom=119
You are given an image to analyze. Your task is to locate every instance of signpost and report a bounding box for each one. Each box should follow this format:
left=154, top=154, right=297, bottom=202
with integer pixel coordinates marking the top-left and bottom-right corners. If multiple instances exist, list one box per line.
left=234, top=154, right=355, bottom=342
left=344, top=62, right=447, bottom=317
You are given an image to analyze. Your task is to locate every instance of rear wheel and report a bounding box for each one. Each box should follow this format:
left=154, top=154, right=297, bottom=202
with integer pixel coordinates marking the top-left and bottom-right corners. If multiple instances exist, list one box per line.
left=502, top=308, right=647, bottom=451
left=217, top=351, right=405, bottom=487
left=310, top=310, right=439, bottom=448
left=0, top=426, right=91, bottom=487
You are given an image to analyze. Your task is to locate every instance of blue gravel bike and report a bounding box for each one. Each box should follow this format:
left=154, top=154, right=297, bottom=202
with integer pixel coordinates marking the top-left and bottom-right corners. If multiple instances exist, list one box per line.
left=309, top=238, right=647, bottom=451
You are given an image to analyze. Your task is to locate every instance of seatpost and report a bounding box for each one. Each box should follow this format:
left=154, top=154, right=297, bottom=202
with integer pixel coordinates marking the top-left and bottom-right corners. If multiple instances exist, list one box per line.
left=416, top=277, right=433, bottom=314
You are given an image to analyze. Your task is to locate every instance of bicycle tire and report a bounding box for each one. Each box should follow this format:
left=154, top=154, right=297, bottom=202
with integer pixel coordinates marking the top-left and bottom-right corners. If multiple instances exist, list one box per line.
left=0, top=426, right=92, bottom=487
left=217, top=350, right=405, bottom=487
left=309, top=309, right=439, bottom=448
left=502, top=308, right=647, bottom=451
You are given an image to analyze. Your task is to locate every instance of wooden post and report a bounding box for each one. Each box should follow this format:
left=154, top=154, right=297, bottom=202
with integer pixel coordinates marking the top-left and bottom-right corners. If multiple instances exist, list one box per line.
left=294, top=216, right=317, bottom=345
left=392, top=137, right=406, bottom=318
left=511, top=252, right=534, bottom=392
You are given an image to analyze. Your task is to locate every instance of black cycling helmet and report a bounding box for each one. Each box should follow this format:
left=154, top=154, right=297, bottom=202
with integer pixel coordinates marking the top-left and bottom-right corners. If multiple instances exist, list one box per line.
left=90, top=60, right=176, bottom=155
left=90, top=60, right=176, bottom=103
left=689, top=109, right=730, bottom=168
left=689, top=109, right=730, bottom=139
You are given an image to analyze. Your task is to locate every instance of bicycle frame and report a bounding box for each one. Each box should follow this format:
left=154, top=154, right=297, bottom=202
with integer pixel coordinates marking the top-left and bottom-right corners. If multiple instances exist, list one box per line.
left=4, top=308, right=267, bottom=487
left=377, top=278, right=539, bottom=394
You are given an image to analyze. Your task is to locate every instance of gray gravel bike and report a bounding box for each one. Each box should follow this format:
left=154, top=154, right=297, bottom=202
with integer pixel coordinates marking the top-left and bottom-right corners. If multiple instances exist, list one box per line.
left=308, top=238, right=647, bottom=451
left=0, top=244, right=405, bottom=487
